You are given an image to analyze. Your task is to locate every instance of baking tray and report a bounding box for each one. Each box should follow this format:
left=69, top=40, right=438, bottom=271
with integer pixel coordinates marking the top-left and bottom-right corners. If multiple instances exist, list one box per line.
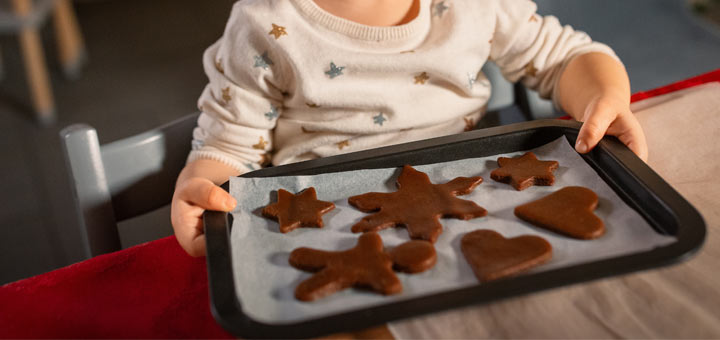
left=204, top=119, right=705, bottom=339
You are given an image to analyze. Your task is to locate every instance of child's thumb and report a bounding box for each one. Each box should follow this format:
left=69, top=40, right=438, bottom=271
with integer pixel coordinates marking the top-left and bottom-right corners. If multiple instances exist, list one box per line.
left=576, top=111, right=612, bottom=155
left=183, top=177, right=237, bottom=211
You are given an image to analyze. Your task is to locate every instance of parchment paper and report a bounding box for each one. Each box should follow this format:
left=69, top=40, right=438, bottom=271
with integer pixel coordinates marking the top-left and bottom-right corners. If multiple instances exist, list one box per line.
left=229, top=137, right=676, bottom=324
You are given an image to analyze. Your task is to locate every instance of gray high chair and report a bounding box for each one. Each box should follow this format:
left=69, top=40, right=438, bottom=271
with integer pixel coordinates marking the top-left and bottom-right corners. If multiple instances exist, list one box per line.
left=59, top=63, right=552, bottom=259
left=60, top=113, right=199, bottom=259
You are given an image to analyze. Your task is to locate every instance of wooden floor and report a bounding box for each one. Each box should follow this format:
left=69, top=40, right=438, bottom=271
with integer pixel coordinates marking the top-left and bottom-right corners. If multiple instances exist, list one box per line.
left=0, top=0, right=718, bottom=285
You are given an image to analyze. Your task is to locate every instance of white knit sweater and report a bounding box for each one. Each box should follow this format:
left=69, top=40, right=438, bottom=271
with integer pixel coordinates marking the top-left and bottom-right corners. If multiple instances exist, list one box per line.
left=188, top=0, right=617, bottom=172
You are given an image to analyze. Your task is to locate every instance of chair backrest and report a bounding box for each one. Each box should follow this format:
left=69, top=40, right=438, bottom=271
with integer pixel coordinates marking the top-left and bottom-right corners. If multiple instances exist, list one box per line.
left=60, top=113, right=199, bottom=259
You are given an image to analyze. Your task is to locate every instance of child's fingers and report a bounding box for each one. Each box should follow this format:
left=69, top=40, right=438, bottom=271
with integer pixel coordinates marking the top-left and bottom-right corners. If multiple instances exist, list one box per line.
left=612, top=114, right=649, bottom=162
left=180, top=177, right=237, bottom=212
left=171, top=200, right=207, bottom=257
left=575, top=102, right=614, bottom=154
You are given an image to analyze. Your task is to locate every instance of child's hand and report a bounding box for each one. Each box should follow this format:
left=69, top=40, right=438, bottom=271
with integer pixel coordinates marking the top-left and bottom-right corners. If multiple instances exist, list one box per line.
left=171, top=176, right=237, bottom=257
left=556, top=52, right=647, bottom=162
left=574, top=95, right=648, bottom=162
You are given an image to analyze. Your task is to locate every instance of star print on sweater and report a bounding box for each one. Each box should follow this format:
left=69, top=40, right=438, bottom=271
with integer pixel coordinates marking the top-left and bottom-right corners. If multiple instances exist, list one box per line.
left=336, top=140, right=350, bottom=150
left=264, top=104, right=279, bottom=120
left=467, top=72, right=477, bottom=89
left=253, top=51, right=274, bottom=70
left=373, top=113, right=386, bottom=126
left=252, top=136, right=269, bottom=150
left=414, top=72, right=429, bottom=84
left=433, top=1, right=449, bottom=17
left=215, top=59, right=224, bottom=74
left=269, top=23, right=287, bottom=39
left=221, top=87, right=231, bottom=103
left=525, top=61, right=538, bottom=77
left=325, top=62, right=345, bottom=78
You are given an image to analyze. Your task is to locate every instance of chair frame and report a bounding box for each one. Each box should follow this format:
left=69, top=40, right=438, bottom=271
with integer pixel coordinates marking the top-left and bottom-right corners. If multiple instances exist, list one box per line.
left=60, top=113, right=199, bottom=258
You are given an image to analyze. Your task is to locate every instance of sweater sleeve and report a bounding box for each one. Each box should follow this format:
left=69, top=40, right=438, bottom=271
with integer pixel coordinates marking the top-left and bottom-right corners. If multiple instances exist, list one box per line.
left=188, top=3, right=288, bottom=173
left=488, top=0, right=619, bottom=109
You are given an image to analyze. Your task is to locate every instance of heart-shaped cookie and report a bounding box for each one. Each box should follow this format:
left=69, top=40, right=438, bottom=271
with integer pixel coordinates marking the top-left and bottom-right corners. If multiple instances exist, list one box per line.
left=514, top=186, right=604, bottom=239
left=461, top=230, right=552, bottom=282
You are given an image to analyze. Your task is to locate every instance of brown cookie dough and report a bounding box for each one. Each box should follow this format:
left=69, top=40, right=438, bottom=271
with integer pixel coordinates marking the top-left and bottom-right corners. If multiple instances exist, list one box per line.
left=490, top=152, right=559, bottom=190
left=289, top=232, right=436, bottom=301
left=388, top=240, right=437, bottom=274
left=514, top=186, right=605, bottom=239
left=461, top=229, right=552, bottom=282
left=349, top=165, right=487, bottom=243
left=262, top=187, right=335, bottom=233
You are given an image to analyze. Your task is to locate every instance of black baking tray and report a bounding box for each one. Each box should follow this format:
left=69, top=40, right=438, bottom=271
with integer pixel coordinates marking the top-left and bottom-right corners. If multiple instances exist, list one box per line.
left=204, top=119, right=705, bottom=339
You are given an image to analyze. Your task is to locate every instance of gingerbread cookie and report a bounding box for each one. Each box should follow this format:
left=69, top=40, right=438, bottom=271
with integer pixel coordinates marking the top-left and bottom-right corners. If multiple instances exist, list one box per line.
left=490, top=152, right=559, bottom=190
left=461, top=230, right=552, bottom=282
left=289, top=232, right=436, bottom=301
left=262, top=187, right=335, bottom=233
left=514, top=186, right=605, bottom=239
left=388, top=240, right=437, bottom=274
left=348, top=165, right=486, bottom=243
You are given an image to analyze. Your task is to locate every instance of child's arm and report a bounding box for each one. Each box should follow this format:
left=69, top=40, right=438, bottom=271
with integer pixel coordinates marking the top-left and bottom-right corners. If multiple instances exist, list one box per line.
left=487, top=0, right=646, bottom=161
left=557, top=52, right=647, bottom=161
left=170, top=3, right=289, bottom=256
left=171, top=159, right=240, bottom=257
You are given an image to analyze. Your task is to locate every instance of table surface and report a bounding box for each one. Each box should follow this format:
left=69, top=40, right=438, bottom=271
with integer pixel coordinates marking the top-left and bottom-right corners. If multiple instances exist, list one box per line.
left=1, top=70, right=718, bottom=339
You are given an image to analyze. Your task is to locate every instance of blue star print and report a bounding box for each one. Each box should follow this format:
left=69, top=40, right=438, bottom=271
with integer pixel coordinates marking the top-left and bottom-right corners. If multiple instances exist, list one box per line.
left=264, top=104, right=279, bottom=120
left=254, top=51, right=273, bottom=70
left=434, top=1, right=449, bottom=17
left=373, top=113, right=386, bottom=126
left=325, top=62, right=345, bottom=79
left=467, top=72, right=477, bottom=89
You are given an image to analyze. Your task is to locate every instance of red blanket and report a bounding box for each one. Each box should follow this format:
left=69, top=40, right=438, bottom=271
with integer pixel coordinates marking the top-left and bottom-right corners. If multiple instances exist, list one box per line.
left=0, top=236, right=232, bottom=339
left=1, top=68, right=717, bottom=339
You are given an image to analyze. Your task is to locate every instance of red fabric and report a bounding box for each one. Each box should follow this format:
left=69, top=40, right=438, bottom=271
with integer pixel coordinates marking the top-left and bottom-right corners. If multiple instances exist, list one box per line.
left=0, top=236, right=233, bottom=339
left=629, top=68, right=720, bottom=103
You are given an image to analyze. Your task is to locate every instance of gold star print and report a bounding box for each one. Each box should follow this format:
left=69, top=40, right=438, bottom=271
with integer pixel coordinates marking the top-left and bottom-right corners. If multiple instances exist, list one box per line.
left=464, top=117, right=476, bottom=131
left=336, top=140, right=350, bottom=150
left=414, top=72, right=430, bottom=84
left=221, top=87, right=231, bottom=103
left=253, top=136, right=269, bottom=150
left=400, top=50, right=416, bottom=54
left=306, top=102, right=319, bottom=108
left=529, top=14, right=539, bottom=22
left=269, top=24, right=287, bottom=39
left=524, top=61, right=538, bottom=77
left=259, top=153, right=271, bottom=166
left=215, top=59, right=224, bottom=74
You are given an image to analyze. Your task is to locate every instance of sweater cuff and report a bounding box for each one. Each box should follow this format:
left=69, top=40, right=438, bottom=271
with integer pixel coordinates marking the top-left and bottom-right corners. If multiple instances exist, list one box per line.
left=187, top=150, right=258, bottom=175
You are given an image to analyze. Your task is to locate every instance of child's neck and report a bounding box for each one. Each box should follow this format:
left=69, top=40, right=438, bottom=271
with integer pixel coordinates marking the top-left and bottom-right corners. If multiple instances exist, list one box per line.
left=312, top=0, right=420, bottom=27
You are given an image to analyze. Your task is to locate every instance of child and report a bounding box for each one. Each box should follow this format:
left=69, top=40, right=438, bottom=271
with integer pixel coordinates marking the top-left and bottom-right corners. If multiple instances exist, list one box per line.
left=171, top=0, right=647, bottom=257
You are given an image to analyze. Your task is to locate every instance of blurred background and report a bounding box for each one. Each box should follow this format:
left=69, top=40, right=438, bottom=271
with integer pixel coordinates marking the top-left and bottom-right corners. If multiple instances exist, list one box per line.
left=0, top=0, right=718, bottom=285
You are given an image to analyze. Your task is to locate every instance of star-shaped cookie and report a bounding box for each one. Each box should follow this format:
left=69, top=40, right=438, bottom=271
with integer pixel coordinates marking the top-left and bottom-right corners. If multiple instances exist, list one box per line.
left=349, top=165, right=486, bottom=243
left=289, top=232, right=436, bottom=301
left=490, top=152, right=559, bottom=190
left=262, top=187, right=335, bottom=233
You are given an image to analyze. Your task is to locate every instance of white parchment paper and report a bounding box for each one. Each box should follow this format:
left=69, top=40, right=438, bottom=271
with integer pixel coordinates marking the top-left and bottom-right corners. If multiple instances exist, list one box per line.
left=229, top=137, right=676, bottom=324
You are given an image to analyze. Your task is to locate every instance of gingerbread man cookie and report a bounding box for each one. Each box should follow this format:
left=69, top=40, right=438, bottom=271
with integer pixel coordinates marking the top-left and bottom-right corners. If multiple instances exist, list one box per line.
left=514, top=186, right=605, bottom=239
left=349, top=165, right=486, bottom=243
left=262, top=187, right=335, bottom=233
left=490, top=152, right=559, bottom=190
left=289, top=232, right=436, bottom=301
left=461, top=229, right=552, bottom=282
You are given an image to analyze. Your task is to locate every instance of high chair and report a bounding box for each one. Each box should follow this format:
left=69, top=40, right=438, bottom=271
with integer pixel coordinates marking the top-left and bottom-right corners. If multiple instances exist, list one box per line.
left=60, top=113, right=199, bottom=259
